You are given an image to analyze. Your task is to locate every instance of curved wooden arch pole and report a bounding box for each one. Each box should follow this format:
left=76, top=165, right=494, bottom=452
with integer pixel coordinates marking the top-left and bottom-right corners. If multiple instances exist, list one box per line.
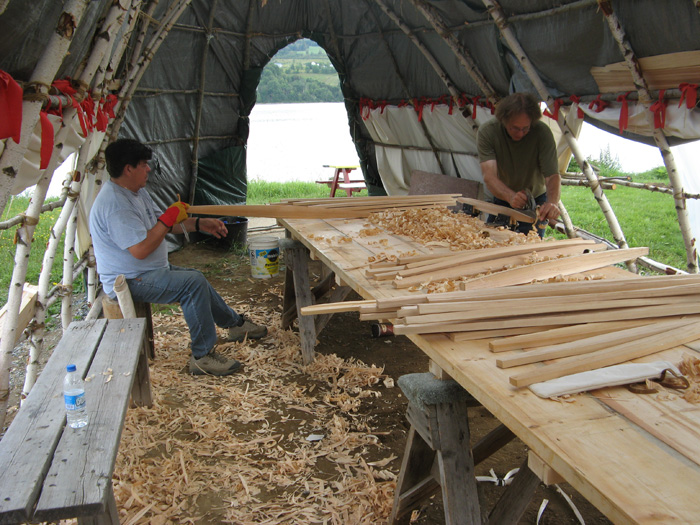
left=482, top=0, right=634, bottom=271
left=599, top=0, right=698, bottom=273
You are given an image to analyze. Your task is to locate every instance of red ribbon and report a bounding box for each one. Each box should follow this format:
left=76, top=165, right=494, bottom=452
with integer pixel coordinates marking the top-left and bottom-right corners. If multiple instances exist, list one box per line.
left=616, top=92, right=631, bottom=134
left=650, top=90, right=667, bottom=129
left=588, top=94, right=609, bottom=113
left=569, top=95, right=585, bottom=118
left=39, top=111, right=53, bottom=169
left=679, top=83, right=698, bottom=109
left=543, top=98, right=564, bottom=121
left=0, top=70, right=23, bottom=144
left=413, top=97, right=429, bottom=122
left=471, top=96, right=481, bottom=120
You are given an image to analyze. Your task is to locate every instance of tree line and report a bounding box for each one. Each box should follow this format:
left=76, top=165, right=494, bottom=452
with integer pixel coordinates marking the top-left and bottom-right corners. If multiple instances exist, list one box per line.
left=256, top=64, right=343, bottom=103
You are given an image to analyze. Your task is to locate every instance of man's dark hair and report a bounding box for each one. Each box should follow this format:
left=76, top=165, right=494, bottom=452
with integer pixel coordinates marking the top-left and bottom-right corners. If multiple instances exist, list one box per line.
left=495, top=92, right=542, bottom=125
left=104, top=139, right=153, bottom=179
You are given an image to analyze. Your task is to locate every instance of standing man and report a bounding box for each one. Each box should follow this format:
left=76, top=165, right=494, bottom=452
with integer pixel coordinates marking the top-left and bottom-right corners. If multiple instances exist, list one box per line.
left=89, top=138, right=267, bottom=376
left=477, top=92, right=561, bottom=237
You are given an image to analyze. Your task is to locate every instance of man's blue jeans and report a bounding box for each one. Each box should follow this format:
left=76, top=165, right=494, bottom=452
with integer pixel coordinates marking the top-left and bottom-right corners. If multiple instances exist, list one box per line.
left=126, top=264, right=241, bottom=358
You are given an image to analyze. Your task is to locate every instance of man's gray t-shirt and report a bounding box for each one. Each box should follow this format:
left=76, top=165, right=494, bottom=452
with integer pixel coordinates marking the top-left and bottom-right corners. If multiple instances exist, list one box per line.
left=89, top=180, right=168, bottom=297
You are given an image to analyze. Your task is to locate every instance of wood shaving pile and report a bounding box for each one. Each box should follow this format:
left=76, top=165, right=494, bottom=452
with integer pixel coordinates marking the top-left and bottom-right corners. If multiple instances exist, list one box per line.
left=112, top=299, right=398, bottom=524
left=366, top=207, right=540, bottom=250
left=679, top=353, right=700, bottom=403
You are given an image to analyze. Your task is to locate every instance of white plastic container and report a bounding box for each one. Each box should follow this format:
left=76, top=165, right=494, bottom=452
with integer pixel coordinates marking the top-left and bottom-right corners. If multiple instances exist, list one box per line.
left=248, top=236, right=279, bottom=278
left=63, top=364, right=88, bottom=428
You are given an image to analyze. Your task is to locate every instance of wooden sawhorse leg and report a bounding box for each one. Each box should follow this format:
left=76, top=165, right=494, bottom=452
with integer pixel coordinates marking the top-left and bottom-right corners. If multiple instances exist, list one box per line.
left=280, top=238, right=352, bottom=364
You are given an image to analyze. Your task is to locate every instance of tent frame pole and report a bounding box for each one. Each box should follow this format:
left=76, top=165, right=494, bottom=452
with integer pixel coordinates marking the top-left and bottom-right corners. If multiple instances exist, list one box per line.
left=482, top=0, right=634, bottom=268
left=189, top=0, right=220, bottom=206
left=598, top=0, right=698, bottom=273
left=371, top=0, right=457, bottom=174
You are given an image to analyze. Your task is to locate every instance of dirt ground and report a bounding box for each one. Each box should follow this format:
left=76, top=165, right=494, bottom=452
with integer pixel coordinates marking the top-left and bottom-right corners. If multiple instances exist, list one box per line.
left=164, top=231, right=612, bottom=524
left=3, top=227, right=613, bottom=524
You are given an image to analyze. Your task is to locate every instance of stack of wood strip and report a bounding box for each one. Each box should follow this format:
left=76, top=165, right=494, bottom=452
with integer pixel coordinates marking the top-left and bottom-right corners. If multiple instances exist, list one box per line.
left=188, top=194, right=459, bottom=220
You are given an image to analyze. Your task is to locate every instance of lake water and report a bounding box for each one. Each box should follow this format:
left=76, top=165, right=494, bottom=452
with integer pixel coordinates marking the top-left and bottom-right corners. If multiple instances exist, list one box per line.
left=47, top=102, right=663, bottom=197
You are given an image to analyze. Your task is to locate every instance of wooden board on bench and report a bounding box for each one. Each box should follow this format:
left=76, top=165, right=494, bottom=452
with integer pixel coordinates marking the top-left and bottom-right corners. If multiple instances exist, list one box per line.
left=0, top=318, right=150, bottom=524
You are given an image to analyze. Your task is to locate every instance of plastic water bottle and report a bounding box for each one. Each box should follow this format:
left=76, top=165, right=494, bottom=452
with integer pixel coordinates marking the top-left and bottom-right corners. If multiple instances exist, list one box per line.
left=63, top=364, right=88, bottom=428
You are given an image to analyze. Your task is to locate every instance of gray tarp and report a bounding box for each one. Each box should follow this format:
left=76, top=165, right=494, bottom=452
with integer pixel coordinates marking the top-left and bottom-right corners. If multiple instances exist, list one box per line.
left=1, top=0, right=699, bottom=213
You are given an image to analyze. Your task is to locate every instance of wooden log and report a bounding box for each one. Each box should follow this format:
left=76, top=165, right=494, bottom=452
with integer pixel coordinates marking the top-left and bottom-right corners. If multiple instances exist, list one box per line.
left=458, top=247, right=649, bottom=291
left=509, top=319, right=700, bottom=388
left=113, top=275, right=137, bottom=319
left=0, top=284, right=38, bottom=346
left=392, top=302, right=700, bottom=335
left=488, top=319, right=651, bottom=352
left=496, top=318, right=693, bottom=369
left=457, top=197, right=536, bottom=223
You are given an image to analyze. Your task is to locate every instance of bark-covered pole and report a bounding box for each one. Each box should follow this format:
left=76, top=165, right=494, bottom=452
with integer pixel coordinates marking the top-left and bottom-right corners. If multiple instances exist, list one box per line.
left=481, top=0, right=633, bottom=260
left=599, top=0, right=698, bottom=273
left=370, top=0, right=457, bottom=172
left=409, top=0, right=498, bottom=105
left=0, top=0, right=90, bottom=217
left=61, top=202, right=81, bottom=329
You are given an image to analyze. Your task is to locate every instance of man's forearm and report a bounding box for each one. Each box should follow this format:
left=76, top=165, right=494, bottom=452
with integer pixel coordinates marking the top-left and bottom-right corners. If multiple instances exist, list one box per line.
left=545, top=173, right=561, bottom=203
left=128, top=221, right=170, bottom=259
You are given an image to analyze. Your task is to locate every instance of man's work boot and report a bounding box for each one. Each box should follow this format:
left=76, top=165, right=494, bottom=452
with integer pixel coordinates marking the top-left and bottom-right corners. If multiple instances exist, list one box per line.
left=190, top=350, right=241, bottom=376
left=228, top=318, right=268, bottom=342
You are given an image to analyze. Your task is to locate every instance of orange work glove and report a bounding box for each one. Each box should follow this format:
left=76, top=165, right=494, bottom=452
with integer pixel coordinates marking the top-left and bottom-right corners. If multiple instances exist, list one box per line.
left=158, top=199, right=189, bottom=228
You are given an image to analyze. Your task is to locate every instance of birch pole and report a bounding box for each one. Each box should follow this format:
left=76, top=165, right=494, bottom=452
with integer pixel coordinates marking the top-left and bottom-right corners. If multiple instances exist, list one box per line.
left=0, top=0, right=90, bottom=217
left=599, top=0, right=698, bottom=273
left=61, top=202, right=80, bottom=329
left=0, top=124, right=69, bottom=419
left=481, top=0, right=633, bottom=262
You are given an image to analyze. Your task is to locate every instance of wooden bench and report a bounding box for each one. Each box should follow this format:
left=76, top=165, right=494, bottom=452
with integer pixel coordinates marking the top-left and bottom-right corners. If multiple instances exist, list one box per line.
left=316, top=165, right=365, bottom=196
left=0, top=318, right=151, bottom=524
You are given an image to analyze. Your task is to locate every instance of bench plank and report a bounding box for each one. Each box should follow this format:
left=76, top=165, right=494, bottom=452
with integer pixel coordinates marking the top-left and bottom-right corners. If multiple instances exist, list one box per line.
left=0, top=320, right=108, bottom=524
left=34, top=319, right=146, bottom=522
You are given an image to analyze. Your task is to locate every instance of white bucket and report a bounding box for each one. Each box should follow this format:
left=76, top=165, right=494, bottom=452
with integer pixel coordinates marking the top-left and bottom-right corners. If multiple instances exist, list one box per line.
left=248, top=236, right=280, bottom=279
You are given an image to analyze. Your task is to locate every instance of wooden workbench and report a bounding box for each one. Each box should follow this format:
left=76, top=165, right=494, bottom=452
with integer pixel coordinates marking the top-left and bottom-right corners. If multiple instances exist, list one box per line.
left=279, top=216, right=700, bottom=524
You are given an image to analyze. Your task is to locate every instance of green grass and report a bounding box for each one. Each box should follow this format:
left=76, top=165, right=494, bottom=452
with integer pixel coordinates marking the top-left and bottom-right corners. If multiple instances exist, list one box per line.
left=246, top=180, right=368, bottom=204
left=555, top=173, right=687, bottom=271
left=0, top=196, right=66, bottom=307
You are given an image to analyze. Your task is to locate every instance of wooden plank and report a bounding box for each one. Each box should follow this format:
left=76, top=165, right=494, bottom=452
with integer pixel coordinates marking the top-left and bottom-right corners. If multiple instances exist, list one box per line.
left=457, top=197, right=536, bottom=223
left=420, top=282, right=700, bottom=316
left=34, top=319, right=147, bottom=521
left=393, top=303, right=700, bottom=335
left=403, top=295, right=695, bottom=326
left=591, top=50, right=700, bottom=93
left=450, top=325, right=559, bottom=342
left=528, top=451, right=564, bottom=486
left=509, top=320, right=700, bottom=388
left=489, top=319, right=651, bottom=352
left=458, top=247, right=649, bottom=291
left=496, top=318, right=693, bottom=369
left=299, top=300, right=370, bottom=316
left=0, top=320, right=108, bottom=523
left=0, top=283, right=38, bottom=346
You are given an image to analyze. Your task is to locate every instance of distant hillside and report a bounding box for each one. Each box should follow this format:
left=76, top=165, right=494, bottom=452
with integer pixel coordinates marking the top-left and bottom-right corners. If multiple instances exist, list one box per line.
left=256, top=39, right=343, bottom=103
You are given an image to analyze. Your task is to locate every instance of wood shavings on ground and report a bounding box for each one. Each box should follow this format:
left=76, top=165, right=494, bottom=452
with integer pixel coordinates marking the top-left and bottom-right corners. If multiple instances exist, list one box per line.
left=367, top=207, right=540, bottom=251
left=113, top=305, right=397, bottom=524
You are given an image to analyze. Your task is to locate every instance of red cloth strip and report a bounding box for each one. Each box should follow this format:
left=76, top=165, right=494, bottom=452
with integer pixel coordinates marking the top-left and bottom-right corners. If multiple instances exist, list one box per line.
left=650, top=90, right=667, bottom=129
left=39, top=111, right=54, bottom=169
left=588, top=94, right=609, bottom=113
left=543, top=98, right=564, bottom=121
left=0, top=70, right=23, bottom=143
left=679, top=83, right=698, bottom=109
left=616, top=92, right=631, bottom=134
left=569, top=95, right=585, bottom=119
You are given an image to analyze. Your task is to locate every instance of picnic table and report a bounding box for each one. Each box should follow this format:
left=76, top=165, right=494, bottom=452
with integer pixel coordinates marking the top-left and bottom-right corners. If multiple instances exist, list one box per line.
left=278, top=214, right=700, bottom=524
left=316, top=164, right=365, bottom=197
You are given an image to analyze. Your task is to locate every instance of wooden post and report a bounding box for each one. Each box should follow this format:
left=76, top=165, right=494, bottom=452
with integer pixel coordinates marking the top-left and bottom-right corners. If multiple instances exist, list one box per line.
left=599, top=0, right=698, bottom=273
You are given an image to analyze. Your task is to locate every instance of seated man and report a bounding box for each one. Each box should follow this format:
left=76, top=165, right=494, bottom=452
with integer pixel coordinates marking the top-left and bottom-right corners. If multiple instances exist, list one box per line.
left=477, top=92, right=561, bottom=237
left=89, top=138, right=267, bottom=376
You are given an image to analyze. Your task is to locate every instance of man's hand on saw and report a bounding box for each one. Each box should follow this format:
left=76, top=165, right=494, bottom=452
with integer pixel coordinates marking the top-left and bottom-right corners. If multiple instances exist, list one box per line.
left=159, top=199, right=189, bottom=228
